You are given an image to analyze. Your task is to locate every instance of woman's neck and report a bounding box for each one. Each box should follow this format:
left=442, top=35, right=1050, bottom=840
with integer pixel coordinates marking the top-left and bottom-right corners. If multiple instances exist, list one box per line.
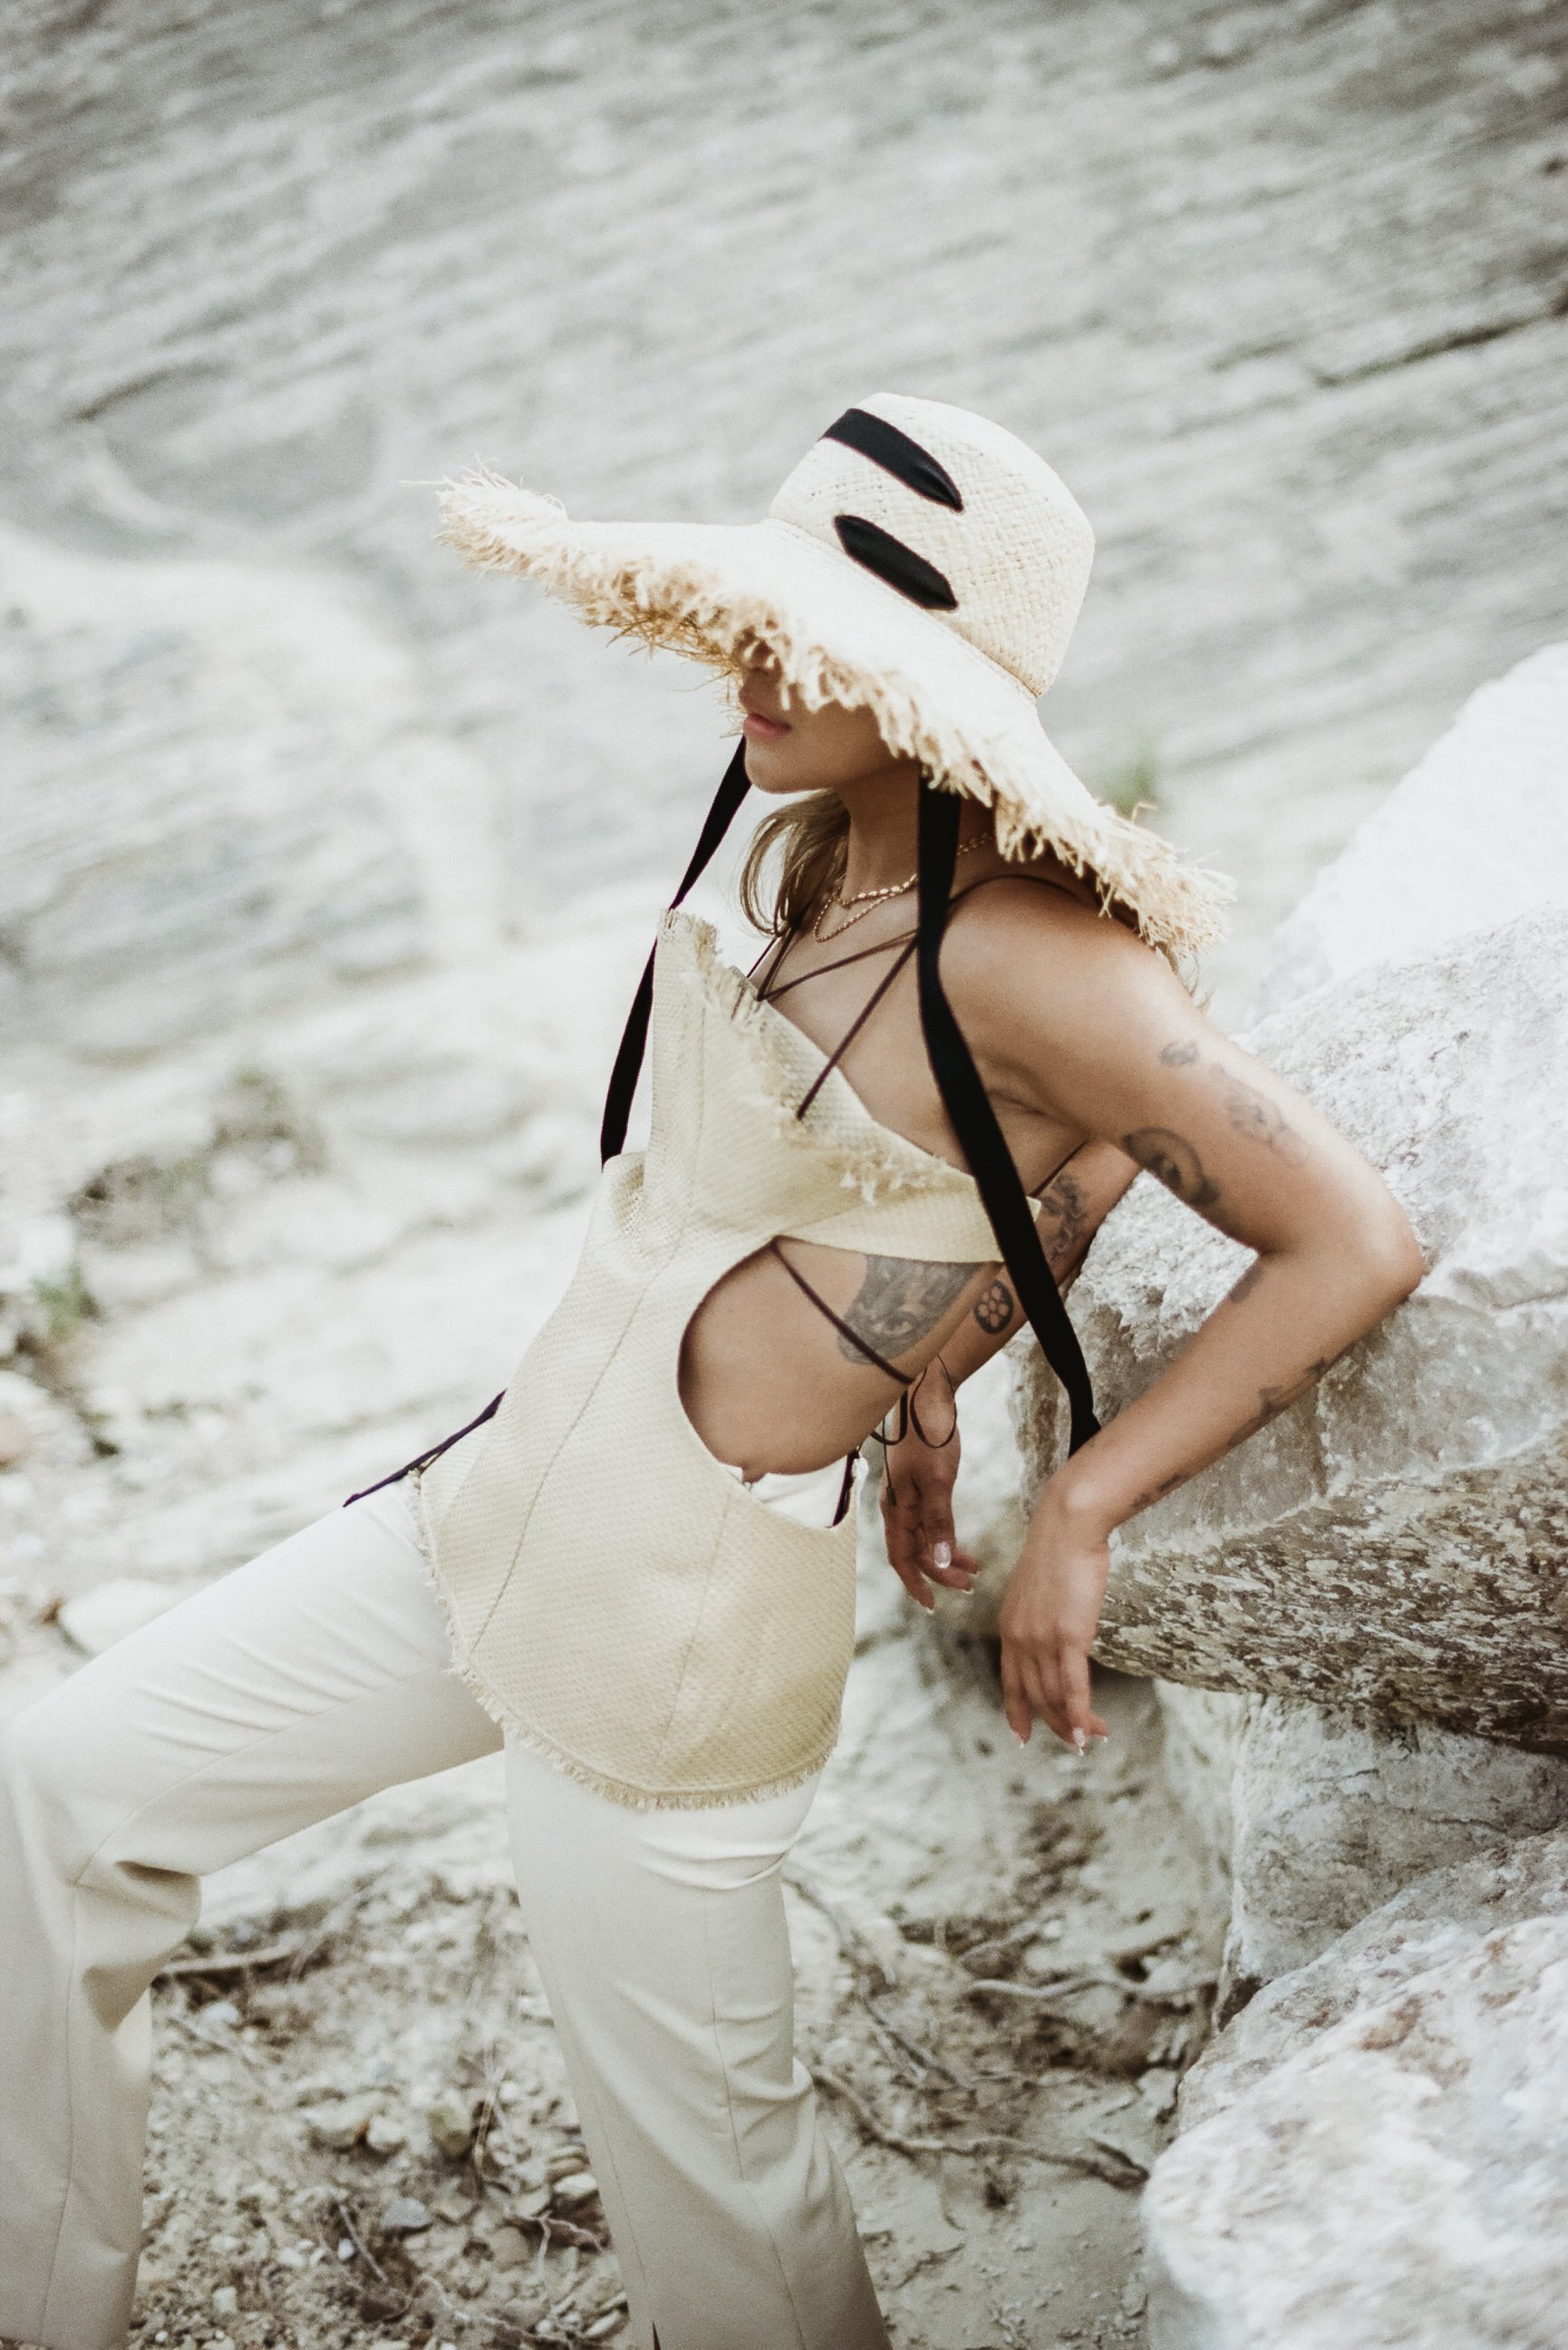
left=834, top=763, right=992, bottom=898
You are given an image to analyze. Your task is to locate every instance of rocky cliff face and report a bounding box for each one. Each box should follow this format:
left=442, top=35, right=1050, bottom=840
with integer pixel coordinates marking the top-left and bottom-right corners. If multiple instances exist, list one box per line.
left=5, top=0, right=1567, bottom=1037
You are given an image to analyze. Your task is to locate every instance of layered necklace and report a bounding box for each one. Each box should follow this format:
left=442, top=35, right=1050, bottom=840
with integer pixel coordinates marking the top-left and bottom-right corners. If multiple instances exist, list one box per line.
left=812, top=832, right=987, bottom=941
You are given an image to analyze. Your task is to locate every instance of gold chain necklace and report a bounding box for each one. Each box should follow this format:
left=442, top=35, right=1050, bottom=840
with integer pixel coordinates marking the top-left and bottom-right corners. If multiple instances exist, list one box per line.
left=812, top=835, right=986, bottom=942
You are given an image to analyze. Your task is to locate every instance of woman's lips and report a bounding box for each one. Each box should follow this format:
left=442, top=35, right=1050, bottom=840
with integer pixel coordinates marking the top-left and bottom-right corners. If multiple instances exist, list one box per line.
left=741, top=711, right=791, bottom=742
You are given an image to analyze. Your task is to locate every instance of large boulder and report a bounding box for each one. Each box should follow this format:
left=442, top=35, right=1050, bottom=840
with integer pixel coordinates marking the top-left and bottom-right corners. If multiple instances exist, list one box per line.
left=1144, top=1830, right=1568, bottom=2350
left=1205, top=1695, right=1568, bottom=2008
left=1018, top=899, right=1568, bottom=1748
left=1253, top=642, right=1568, bottom=1017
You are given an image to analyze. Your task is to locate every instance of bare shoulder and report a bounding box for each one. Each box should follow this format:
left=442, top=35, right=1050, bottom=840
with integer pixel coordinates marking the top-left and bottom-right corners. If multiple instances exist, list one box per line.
left=940, top=869, right=1180, bottom=1054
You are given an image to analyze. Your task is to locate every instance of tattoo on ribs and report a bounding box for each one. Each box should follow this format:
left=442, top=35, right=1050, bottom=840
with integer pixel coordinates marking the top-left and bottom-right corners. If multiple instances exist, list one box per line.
left=973, top=1279, right=1015, bottom=1335
left=1157, top=1040, right=1199, bottom=1065
left=837, top=1256, right=976, bottom=1366
left=1121, top=1127, right=1222, bottom=1210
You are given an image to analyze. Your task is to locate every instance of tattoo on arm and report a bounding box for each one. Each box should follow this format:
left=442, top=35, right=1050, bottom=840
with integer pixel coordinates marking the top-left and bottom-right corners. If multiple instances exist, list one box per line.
left=1128, top=1468, right=1186, bottom=1513
left=1212, top=1068, right=1309, bottom=1165
left=973, top=1278, right=1015, bottom=1335
left=837, top=1256, right=976, bottom=1366
left=1156, top=1039, right=1310, bottom=1165
left=1224, top=1343, right=1355, bottom=1449
left=1035, top=1167, right=1088, bottom=1271
left=1122, top=1127, right=1222, bottom=1210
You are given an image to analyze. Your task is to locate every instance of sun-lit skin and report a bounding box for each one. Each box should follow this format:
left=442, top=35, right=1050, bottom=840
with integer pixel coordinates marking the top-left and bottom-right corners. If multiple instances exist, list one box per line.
left=679, top=650, right=1426, bottom=1755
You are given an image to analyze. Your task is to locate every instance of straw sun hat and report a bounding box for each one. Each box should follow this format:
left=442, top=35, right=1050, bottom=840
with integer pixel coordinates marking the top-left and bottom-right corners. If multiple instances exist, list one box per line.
left=437, top=393, right=1233, bottom=957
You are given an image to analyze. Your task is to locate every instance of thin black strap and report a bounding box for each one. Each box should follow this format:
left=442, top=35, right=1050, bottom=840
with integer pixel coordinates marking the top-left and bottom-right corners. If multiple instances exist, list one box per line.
left=343, top=1388, right=504, bottom=1507
left=756, top=926, right=916, bottom=1005
left=768, top=1239, right=914, bottom=1386
left=796, top=936, right=919, bottom=1119
left=600, top=743, right=752, bottom=1162
left=915, top=781, right=1100, bottom=1454
left=833, top=1451, right=858, bottom=1525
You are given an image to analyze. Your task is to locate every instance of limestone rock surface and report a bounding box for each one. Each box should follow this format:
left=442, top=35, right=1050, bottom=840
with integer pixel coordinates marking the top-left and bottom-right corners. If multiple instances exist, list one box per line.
left=1020, top=899, right=1568, bottom=1750
left=1146, top=1912, right=1568, bottom=2350
left=5, top=2, right=1568, bottom=1015
left=1214, top=1696, right=1568, bottom=2005
left=1255, top=642, right=1568, bottom=1018
left=1144, top=1830, right=1568, bottom=2350
left=1179, top=1822, right=1568, bottom=2131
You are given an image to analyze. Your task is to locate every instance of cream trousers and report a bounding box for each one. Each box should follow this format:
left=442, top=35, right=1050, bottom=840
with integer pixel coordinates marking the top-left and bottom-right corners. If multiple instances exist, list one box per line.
left=0, top=1481, right=888, bottom=2350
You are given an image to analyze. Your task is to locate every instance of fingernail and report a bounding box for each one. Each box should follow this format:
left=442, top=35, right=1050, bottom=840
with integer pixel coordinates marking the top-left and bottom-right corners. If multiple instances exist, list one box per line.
left=1071, top=1729, right=1087, bottom=1753
left=933, top=1541, right=952, bottom=1569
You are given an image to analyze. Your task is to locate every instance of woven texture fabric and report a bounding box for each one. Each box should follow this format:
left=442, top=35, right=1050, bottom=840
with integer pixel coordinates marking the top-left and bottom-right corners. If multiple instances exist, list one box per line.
left=436, top=393, right=1234, bottom=957
left=417, top=910, right=1005, bottom=1809
left=771, top=393, right=1093, bottom=696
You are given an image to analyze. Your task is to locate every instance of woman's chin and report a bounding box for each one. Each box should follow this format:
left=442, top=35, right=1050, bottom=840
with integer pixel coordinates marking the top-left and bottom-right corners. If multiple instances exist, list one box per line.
left=741, top=740, right=815, bottom=797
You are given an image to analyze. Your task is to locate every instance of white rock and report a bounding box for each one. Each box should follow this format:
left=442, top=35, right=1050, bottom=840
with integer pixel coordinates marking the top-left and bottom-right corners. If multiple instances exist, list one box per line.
left=1108, top=652, right=1568, bottom=2005
left=56, top=1576, right=179, bottom=1655
left=1253, top=644, right=1568, bottom=1017
left=1020, top=903, right=1568, bottom=1753
left=1216, top=1696, right=1568, bottom=2004
left=1146, top=1886, right=1568, bottom=2348
left=424, top=2089, right=475, bottom=2161
left=1180, top=1823, right=1568, bottom=2132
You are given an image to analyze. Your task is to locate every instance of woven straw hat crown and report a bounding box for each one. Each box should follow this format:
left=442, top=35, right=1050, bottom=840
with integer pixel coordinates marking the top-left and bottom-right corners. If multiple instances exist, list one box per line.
left=769, top=393, right=1095, bottom=699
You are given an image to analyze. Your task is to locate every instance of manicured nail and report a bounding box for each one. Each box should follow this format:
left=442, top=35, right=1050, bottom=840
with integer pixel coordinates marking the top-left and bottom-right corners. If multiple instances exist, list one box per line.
left=1071, top=1729, right=1087, bottom=1753
left=933, top=1541, right=952, bottom=1569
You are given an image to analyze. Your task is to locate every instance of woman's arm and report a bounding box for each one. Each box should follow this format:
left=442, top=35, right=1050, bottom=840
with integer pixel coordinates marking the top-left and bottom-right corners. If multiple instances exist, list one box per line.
left=952, top=889, right=1426, bottom=1752
left=880, top=1141, right=1137, bottom=1610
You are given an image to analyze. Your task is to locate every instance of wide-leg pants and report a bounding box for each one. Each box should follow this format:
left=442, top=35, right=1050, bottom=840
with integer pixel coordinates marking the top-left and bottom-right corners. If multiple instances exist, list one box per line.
left=0, top=1483, right=888, bottom=2350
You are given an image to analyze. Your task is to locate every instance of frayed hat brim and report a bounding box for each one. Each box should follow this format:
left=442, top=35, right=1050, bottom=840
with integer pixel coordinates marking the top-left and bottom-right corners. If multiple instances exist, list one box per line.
left=437, top=472, right=1234, bottom=957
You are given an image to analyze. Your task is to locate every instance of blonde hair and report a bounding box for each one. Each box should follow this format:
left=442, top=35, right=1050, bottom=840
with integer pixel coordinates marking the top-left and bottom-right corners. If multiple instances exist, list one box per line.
left=738, top=791, right=852, bottom=937
left=739, top=783, right=1187, bottom=982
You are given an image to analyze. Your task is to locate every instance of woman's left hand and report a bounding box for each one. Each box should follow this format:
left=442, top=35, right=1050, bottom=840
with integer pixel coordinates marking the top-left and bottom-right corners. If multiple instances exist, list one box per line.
left=998, top=1491, right=1112, bottom=1750
left=879, top=1400, right=980, bottom=1612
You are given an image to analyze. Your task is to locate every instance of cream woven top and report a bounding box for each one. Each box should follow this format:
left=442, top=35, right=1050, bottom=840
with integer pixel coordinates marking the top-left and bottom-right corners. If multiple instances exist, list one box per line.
left=415, top=908, right=1011, bottom=1809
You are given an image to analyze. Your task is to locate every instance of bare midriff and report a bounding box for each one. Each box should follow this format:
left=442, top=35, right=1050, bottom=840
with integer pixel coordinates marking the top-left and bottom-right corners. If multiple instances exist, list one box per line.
left=677, top=888, right=1084, bottom=1479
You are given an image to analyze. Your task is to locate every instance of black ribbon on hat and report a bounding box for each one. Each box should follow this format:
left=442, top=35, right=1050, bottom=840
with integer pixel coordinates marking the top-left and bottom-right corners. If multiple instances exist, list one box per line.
left=822, top=408, right=965, bottom=510
left=832, top=514, right=958, bottom=611
left=822, top=406, right=963, bottom=613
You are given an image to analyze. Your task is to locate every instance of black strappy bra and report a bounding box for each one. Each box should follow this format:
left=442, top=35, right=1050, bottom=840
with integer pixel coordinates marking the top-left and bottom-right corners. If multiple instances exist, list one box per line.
left=347, top=753, right=1100, bottom=1510
left=749, top=887, right=1081, bottom=1423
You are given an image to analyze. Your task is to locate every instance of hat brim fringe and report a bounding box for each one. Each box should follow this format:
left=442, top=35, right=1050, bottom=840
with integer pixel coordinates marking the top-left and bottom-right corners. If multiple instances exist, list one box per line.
left=437, top=471, right=1234, bottom=958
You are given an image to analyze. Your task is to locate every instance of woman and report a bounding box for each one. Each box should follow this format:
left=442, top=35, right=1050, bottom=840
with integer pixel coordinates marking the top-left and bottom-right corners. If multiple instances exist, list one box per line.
left=0, top=394, right=1422, bottom=2350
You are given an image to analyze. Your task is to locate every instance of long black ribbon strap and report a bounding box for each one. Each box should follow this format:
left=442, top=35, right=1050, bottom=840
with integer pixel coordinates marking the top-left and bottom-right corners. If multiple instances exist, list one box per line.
left=346, top=745, right=751, bottom=1509
left=600, top=741, right=752, bottom=1161
left=915, top=780, right=1100, bottom=1454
